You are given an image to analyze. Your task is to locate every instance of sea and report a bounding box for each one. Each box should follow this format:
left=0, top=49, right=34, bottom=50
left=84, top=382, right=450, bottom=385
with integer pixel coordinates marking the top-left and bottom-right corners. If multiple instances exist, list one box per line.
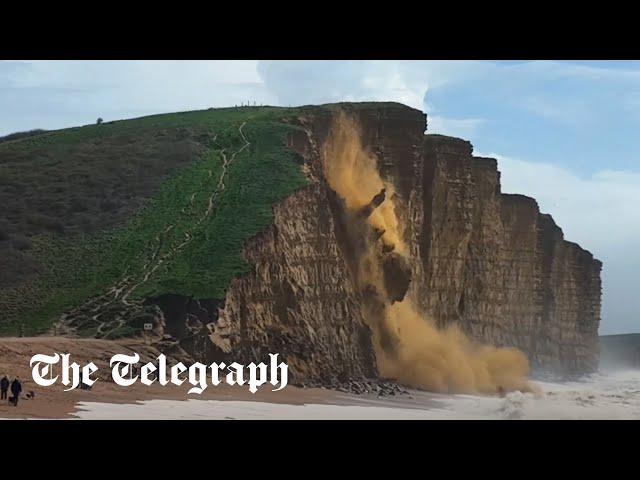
left=70, top=368, right=640, bottom=420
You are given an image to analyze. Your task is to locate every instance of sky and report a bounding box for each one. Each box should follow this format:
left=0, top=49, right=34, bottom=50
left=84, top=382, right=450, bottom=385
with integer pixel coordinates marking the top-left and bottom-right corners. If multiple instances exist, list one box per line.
left=0, top=60, right=638, bottom=334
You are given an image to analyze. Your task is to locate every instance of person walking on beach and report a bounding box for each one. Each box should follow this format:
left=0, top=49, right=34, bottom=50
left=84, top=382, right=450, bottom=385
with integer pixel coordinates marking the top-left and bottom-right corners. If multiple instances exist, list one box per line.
left=0, top=376, right=9, bottom=400
left=10, top=377, right=22, bottom=406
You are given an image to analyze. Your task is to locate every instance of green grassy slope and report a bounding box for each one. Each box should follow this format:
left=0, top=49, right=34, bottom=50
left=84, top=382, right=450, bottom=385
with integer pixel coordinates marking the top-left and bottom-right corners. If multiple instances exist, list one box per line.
left=0, top=106, right=308, bottom=336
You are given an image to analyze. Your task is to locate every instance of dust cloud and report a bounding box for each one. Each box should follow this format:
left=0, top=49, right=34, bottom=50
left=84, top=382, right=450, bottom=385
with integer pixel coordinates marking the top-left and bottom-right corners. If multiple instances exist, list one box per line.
left=321, top=111, right=534, bottom=395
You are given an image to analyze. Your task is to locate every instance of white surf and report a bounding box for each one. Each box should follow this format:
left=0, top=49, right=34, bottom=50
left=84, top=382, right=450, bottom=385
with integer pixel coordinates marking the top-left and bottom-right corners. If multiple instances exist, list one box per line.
left=69, top=369, right=640, bottom=420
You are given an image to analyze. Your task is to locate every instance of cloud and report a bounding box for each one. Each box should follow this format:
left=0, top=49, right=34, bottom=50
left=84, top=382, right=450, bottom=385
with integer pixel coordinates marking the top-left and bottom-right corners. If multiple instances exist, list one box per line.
left=255, top=60, right=492, bottom=111
left=483, top=152, right=640, bottom=334
left=256, top=60, right=428, bottom=110
left=254, top=61, right=640, bottom=170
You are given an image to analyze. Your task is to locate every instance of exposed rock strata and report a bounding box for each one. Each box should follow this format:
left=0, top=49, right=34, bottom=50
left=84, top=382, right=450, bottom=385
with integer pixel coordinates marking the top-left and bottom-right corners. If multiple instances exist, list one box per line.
left=416, top=135, right=602, bottom=374
left=161, top=103, right=601, bottom=381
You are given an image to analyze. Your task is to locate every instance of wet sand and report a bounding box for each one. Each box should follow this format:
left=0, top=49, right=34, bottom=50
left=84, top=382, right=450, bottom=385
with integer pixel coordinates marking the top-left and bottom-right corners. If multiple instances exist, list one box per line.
left=69, top=370, right=640, bottom=420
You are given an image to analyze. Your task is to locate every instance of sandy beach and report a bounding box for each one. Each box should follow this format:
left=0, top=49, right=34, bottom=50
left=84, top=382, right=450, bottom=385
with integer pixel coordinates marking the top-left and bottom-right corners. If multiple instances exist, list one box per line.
left=0, top=337, right=334, bottom=419
left=0, top=336, right=440, bottom=419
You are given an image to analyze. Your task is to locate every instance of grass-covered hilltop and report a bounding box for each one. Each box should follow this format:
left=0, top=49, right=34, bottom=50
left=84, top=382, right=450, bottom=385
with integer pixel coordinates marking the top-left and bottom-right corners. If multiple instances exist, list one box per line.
left=0, top=106, right=311, bottom=337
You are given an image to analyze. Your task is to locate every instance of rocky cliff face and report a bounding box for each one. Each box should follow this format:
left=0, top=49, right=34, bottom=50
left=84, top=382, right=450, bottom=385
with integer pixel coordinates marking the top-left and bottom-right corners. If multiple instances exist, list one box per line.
left=415, top=135, right=602, bottom=374
left=171, top=103, right=601, bottom=382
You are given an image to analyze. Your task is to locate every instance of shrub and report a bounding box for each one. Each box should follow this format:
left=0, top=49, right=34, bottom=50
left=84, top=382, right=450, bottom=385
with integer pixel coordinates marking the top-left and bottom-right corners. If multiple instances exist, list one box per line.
left=26, top=213, right=65, bottom=234
left=99, top=198, right=119, bottom=212
left=104, top=324, right=137, bottom=340
left=74, top=212, right=96, bottom=232
left=0, top=129, right=48, bottom=144
left=68, top=198, right=88, bottom=213
left=0, top=220, right=10, bottom=241
left=11, top=235, right=31, bottom=251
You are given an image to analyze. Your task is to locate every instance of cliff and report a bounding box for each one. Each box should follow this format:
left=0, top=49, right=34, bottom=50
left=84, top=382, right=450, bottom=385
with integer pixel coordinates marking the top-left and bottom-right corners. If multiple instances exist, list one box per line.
left=417, top=136, right=602, bottom=374
left=205, top=103, right=602, bottom=380
left=0, top=103, right=602, bottom=385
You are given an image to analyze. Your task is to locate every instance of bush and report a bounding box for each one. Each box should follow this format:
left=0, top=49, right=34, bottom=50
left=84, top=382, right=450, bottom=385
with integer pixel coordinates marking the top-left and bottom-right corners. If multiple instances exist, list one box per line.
left=11, top=235, right=31, bottom=251
left=99, top=198, right=119, bottom=212
left=27, top=213, right=65, bottom=234
left=0, top=129, right=48, bottom=144
left=74, top=213, right=95, bottom=233
left=104, top=324, right=137, bottom=340
left=0, top=220, right=10, bottom=241
left=68, top=198, right=88, bottom=213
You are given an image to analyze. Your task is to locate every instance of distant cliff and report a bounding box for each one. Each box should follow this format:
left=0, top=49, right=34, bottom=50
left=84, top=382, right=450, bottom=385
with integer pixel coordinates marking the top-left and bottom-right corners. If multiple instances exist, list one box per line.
left=600, top=334, right=640, bottom=369
left=416, top=133, right=602, bottom=374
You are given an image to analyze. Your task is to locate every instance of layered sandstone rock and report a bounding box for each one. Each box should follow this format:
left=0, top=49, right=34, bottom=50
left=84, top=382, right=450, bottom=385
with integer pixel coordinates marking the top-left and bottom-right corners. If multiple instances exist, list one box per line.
left=172, top=103, right=601, bottom=381
left=414, top=131, right=601, bottom=374
left=205, top=114, right=379, bottom=385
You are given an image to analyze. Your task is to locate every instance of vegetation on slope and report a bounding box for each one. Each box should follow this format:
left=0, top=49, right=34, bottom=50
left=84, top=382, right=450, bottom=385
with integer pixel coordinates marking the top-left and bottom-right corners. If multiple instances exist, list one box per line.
left=0, top=129, right=49, bottom=144
left=0, top=107, right=308, bottom=336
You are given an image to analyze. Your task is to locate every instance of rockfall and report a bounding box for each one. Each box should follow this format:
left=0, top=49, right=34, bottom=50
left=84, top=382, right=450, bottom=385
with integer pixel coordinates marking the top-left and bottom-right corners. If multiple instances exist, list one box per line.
left=151, top=103, right=601, bottom=385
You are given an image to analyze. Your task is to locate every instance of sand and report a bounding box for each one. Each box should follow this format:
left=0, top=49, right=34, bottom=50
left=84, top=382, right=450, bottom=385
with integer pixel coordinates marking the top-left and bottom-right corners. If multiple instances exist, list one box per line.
left=4, top=337, right=638, bottom=419
left=0, top=337, right=336, bottom=419
left=0, top=336, right=442, bottom=419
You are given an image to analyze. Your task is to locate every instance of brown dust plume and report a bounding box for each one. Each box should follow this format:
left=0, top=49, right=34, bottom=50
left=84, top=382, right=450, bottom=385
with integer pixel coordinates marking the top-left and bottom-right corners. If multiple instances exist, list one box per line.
left=322, top=111, right=534, bottom=395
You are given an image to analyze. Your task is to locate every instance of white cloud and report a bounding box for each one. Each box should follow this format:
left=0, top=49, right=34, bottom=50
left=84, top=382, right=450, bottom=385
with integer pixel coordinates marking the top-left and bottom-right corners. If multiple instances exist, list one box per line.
left=257, top=60, right=431, bottom=110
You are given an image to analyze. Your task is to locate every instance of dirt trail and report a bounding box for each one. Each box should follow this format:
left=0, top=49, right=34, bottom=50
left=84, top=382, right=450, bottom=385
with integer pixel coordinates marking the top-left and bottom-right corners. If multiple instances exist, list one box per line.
left=121, top=122, right=250, bottom=303
left=56, top=124, right=250, bottom=336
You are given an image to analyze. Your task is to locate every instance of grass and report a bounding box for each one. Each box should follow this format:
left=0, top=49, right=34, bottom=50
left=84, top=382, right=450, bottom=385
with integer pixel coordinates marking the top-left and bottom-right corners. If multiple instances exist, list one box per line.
left=0, top=106, right=308, bottom=335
